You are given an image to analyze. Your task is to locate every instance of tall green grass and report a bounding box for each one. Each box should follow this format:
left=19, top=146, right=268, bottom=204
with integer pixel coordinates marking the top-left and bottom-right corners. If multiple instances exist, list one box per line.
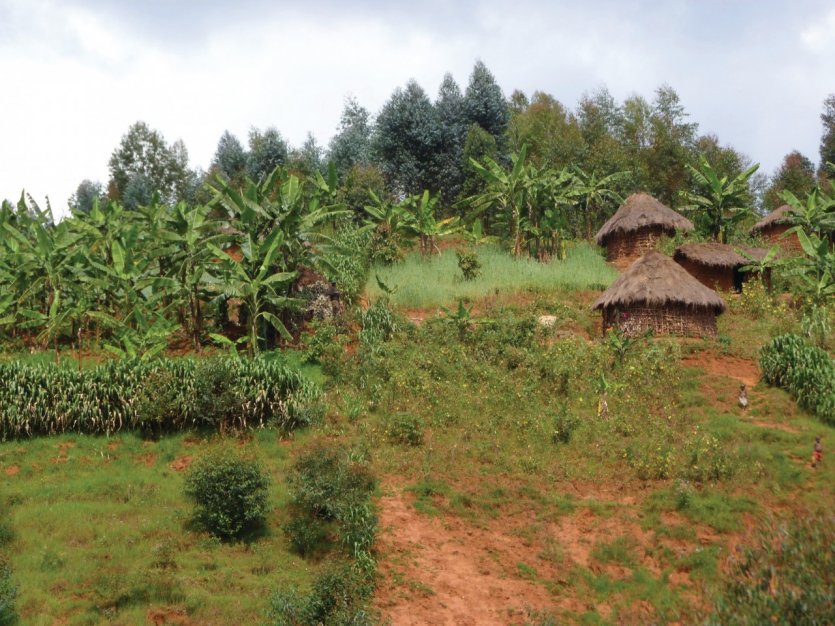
left=365, top=243, right=616, bottom=308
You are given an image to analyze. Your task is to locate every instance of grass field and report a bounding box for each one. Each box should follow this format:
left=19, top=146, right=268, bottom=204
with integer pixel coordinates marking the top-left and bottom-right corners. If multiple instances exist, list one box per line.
left=1, top=255, right=833, bottom=625
left=365, top=243, right=617, bottom=308
left=1, top=430, right=324, bottom=625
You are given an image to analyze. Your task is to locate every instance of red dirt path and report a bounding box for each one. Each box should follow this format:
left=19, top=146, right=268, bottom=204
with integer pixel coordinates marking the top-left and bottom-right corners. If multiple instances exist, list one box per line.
left=374, top=488, right=554, bottom=625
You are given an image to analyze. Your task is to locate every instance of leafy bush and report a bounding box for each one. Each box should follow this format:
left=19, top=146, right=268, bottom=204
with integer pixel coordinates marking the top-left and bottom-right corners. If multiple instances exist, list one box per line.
left=319, top=225, right=372, bottom=303
left=711, top=513, right=835, bottom=625
left=729, top=280, right=787, bottom=320
left=183, top=448, right=270, bottom=540
left=386, top=413, right=424, bottom=446
left=681, top=432, right=737, bottom=482
left=760, top=334, right=835, bottom=425
left=0, top=357, right=319, bottom=439
left=359, top=300, right=399, bottom=348
left=626, top=441, right=675, bottom=480
left=277, top=442, right=379, bottom=623
left=369, top=223, right=403, bottom=266
left=551, top=406, right=580, bottom=444
left=0, top=559, right=16, bottom=626
left=801, top=303, right=832, bottom=349
left=456, top=250, right=482, bottom=281
left=268, top=563, right=376, bottom=626
left=282, top=516, right=329, bottom=558
left=287, top=443, right=375, bottom=521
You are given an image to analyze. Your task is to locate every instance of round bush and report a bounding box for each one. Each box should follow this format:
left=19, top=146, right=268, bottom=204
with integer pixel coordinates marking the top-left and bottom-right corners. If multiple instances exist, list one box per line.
left=386, top=413, right=424, bottom=446
left=183, top=448, right=270, bottom=540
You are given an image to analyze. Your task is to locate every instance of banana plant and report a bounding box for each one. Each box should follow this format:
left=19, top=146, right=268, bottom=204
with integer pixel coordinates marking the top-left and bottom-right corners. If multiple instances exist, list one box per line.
left=681, top=156, right=760, bottom=243
left=780, top=188, right=835, bottom=240
left=162, top=202, right=227, bottom=350
left=466, top=145, right=531, bottom=256
left=206, top=224, right=299, bottom=356
left=401, top=190, right=460, bottom=256
left=211, top=167, right=346, bottom=274
left=2, top=195, right=83, bottom=350
left=570, top=167, right=628, bottom=241
left=740, top=244, right=781, bottom=278
left=789, top=231, right=835, bottom=303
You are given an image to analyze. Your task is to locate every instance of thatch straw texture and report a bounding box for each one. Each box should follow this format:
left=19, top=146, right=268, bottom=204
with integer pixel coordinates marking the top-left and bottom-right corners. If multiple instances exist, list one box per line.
left=750, top=205, right=796, bottom=234
left=673, top=243, right=769, bottom=268
left=593, top=251, right=726, bottom=312
left=595, top=193, right=693, bottom=245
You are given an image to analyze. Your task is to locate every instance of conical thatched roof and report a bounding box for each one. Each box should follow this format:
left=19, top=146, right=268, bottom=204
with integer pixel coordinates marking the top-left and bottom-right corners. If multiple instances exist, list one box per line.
left=750, top=204, right=796, bottom=233
left=595, top=192, right=694, bottom=245
left=673, top=243, right=770, bottom=268
left=593, top=251, right=726, bottom=312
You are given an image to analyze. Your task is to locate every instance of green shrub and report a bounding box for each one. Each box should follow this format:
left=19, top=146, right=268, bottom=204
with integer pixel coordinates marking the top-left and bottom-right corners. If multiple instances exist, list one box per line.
left=680, top=432, right=737, bottom=482
left=0, top=559, right=16, bottom=626
left=0, top=357, right=319, bottom=439
left=282, top=516, right=329, bottom=558
left=287, top=443, right=375, bottom=521
left=183, top=448, right=270, bottom=540
left=801, top=304, right=832, bottom=349
left=711, top=513, right=835, bottom=625
left=359, top=300, right=399, bottom=347
left=386, top=413, right=424, bottom=446
left=730, top=280, right=787, bottom=320
left=551, top=406, right=580, bottom=444
left=760, top=334, right=835, bottom=425
left=456, top=250, right=481, bottom=281
left=626, top=441, right=675, bottom=480
left=369, top=223, right=403, bottom=266
left=268, top=563, right=376, bottom=626
left=319, top=225, right=372, bottom=303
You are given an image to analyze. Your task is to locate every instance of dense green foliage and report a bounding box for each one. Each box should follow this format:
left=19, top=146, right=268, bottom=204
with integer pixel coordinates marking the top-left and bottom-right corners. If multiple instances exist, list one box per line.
left=760, top=334, right=835, bottom=425
left=712, top=513, right=835, bottom=625
left=0, top=559, right=16, bottom=626
left=0, top=358, right=319, bottom=438
left=273, top=442, right=378, bottom=625
left=183, top=447, right=270, bottom=540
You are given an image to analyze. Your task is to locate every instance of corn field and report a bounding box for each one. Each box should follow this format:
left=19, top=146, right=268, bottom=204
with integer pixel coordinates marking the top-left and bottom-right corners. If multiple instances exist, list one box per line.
left=0, top=358, right=319, bottom=439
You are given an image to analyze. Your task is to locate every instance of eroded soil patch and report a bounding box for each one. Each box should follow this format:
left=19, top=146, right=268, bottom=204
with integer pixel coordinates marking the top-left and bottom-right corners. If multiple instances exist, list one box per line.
left=374, top=487, right=554, bottom=625
left=682, top=352, right=759, bottom=387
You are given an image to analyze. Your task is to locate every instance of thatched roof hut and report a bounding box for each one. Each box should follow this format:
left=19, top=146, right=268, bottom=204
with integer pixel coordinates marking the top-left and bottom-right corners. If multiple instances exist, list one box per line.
left=595, top=193, right=694, bottom=267
left=673, top=243, right=770, bottom=292
left=750, top=205, right=802, bottom=253
left=593, top=251, right=726, bottom=337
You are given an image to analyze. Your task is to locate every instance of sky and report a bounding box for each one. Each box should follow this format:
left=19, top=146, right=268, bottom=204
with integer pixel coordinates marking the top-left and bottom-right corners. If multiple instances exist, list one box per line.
left=1, top=0, right=833, bottom=216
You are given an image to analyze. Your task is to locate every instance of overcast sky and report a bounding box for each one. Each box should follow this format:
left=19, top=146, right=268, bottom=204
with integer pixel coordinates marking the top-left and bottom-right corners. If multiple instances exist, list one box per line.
left=1, top=0, right=833, bottom=216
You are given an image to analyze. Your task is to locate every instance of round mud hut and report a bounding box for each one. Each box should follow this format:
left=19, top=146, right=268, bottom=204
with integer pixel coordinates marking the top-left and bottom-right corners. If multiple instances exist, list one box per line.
left=673, top=243, right=770, bottom=292
left=595, top=193, right=694, bottom=268
left=593, top=251, right=726, bottom=337
left=750, top=205, right=801, bottom=253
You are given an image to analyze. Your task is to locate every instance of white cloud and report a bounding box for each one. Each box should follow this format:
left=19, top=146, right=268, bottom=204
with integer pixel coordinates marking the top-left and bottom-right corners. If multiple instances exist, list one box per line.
left=0, top=0, right=831, bottom=217
left=801, top=7, right=835, bottom=54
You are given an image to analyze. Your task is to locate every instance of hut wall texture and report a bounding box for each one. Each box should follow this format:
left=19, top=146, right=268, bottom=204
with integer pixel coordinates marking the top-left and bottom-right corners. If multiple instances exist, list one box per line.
left=760, top=225, right=803, bottom=254
left=601, top=304, right=718, bottom=338
left=676, top=259, right=735, bottom=292
left=605, top=226, right=665, bottom=263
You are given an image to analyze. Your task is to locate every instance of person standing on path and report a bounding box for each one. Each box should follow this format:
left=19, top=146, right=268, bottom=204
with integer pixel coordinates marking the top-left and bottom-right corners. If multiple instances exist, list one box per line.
left=812, top=436, right=823, bottom=468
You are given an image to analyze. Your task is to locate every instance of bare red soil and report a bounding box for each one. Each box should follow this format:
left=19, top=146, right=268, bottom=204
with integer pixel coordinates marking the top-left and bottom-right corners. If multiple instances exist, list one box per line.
left=681, top=352, right=760, bottom=387
left=169, top=456, right=193, bottom=472
left=374, top=487, right=554, bottom=625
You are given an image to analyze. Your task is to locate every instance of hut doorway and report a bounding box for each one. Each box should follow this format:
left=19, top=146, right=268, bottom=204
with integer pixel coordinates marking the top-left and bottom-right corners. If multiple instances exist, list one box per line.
left=732, top=267, right=745, bottom=292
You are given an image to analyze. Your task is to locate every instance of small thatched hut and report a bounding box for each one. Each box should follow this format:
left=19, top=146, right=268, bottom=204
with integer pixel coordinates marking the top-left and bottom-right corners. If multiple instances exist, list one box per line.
left=750, top=205, right=802, bottom=253
left=673, top=243, right=770, bottom=292
left=595, top=193, right=693, bottom=267
left=593, top=251, right=726, bottom=337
